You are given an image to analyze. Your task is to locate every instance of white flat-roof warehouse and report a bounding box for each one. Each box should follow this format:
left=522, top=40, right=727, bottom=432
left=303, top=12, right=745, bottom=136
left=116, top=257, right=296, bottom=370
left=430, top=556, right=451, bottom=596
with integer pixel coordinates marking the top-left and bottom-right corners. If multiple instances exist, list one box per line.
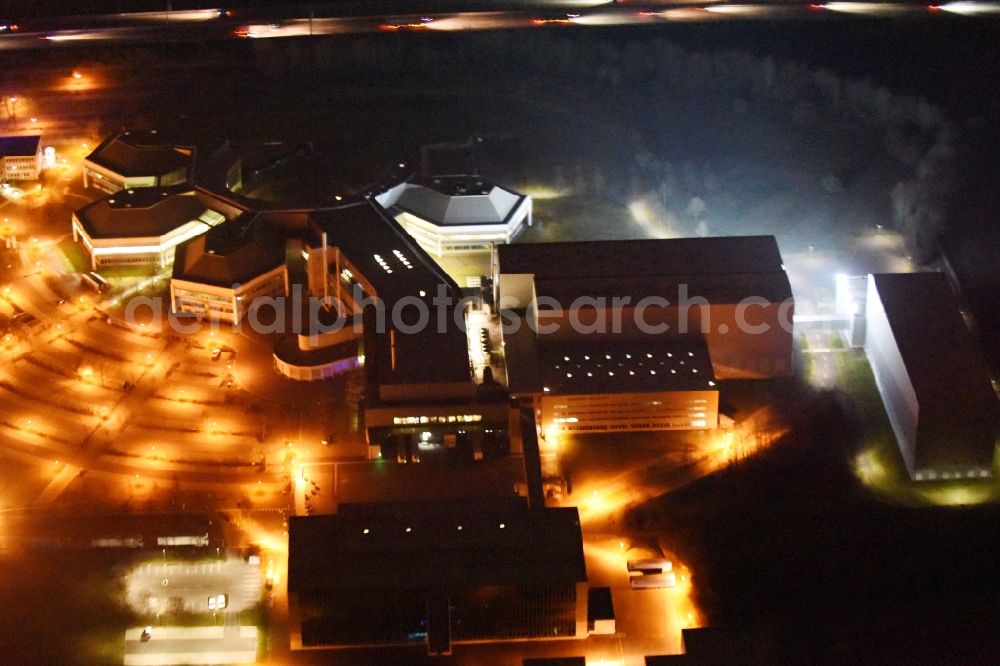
left=865, top=272, right=999, bottom=480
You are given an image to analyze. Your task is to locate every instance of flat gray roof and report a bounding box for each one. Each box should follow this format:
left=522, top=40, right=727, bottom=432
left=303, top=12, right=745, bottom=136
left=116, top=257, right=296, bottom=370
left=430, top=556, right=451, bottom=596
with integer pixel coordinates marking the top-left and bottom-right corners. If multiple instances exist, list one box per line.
left=288, top=501, right=587, bottom=593
left=533, top=271, right=793, bottom=307
left=389, top=175, right=526, bottom=227
left=498, top=235, right=786, bottom=279
left=871, top=272, right=999, bottom=425
left=504, top=320, right=717, bottom=395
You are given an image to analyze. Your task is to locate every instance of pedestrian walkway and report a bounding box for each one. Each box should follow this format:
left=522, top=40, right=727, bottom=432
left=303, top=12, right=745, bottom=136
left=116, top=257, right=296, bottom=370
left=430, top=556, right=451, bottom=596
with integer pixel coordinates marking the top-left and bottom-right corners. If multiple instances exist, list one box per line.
left=123, top=623, right=257, bottom=666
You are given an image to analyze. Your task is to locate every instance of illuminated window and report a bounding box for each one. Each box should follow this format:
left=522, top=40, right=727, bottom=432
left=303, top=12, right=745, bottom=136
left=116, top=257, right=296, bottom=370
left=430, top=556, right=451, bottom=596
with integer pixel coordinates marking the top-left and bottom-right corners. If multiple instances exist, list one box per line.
left=392, top=249, right=413, bottom=269
left=373, top=254, right=392, bottom=273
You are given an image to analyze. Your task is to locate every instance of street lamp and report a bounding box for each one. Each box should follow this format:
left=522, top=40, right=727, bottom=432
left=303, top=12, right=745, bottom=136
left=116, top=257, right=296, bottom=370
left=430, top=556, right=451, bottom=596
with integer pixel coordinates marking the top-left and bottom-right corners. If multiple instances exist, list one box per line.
left=4, top=96, right=18, bottom=121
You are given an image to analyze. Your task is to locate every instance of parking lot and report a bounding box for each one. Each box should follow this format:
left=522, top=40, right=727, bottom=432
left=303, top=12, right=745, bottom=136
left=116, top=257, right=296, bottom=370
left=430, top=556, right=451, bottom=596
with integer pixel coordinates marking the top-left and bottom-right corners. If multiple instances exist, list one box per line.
left=125, top=557, right=262, bottom=616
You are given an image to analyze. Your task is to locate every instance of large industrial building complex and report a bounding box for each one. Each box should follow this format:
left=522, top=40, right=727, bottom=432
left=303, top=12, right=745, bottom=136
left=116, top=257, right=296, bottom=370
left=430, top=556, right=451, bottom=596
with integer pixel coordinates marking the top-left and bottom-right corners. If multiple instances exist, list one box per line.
left=72, top=129, right=802, bottom=454
left=48, top=115, right=1000, bottom=666
left=497, top=237, right=793, bottom=437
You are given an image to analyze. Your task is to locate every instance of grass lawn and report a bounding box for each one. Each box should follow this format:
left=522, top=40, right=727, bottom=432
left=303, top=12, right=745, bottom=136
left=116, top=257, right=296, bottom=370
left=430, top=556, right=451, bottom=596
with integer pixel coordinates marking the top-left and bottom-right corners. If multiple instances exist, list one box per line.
left=239, top=603, right=268, bottom=657
left=834, top=348, right=1000, bottom=506
left=0, top=550, right=137, bottom=666
left=520, top=196, right=636, bottom=243
left=639, top=378, right=1000, bottom=662
left=58, top=237, right=90, bottom=273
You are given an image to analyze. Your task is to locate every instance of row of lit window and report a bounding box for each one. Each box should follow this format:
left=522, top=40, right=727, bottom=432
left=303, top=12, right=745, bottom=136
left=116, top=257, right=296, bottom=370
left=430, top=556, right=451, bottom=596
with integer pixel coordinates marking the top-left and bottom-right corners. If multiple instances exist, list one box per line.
left=443, top=243, right=492, bottom=252
left=552, top=405, right=714, bottom=421
left=392, top=414, right=483, bottom=425
left=914, top=469, right=991, bottom=481
left=97, top=255, right=161, bottom=265
left=392, top=249, right=413, bottom=270
left=174, top=290, right=231, bottom=304
left=556, top=419, right=709, bottom=431
left=373, top=253, right=392, bottom=274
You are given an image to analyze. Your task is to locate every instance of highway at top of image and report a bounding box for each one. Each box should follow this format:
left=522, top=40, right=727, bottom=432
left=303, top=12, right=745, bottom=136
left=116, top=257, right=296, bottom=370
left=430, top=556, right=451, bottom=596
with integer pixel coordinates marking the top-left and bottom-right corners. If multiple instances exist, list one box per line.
left=2, top=0, right=999, bottom=52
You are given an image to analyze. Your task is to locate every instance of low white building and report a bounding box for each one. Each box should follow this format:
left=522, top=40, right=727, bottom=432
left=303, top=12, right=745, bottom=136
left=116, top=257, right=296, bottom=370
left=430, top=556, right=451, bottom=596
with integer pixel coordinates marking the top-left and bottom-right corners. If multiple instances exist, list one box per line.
left=0, top=135, right=42, bottom=180
left=376, top=175, right=531, bottom=260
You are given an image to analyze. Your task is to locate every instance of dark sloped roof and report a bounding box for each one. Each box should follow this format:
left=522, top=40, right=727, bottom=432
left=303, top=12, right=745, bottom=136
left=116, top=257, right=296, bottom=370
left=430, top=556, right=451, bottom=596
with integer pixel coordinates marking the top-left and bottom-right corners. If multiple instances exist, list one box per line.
left=311, top=200, right=471, bottom=387
left=309, top=198, right=459, bottom=305
left=75, top=187, right=221, bottom=239
left=172, top=216, right=286, bottom=287
left=288, top=501, right=586, bottom=593
left=86, top=129, right=190, bottom=177
left=499, top=236, right=786, bottom=278
left=0, top=135, right=41, bottom=157
left=871, top=272, right=999, bottom=422
left=371, top=318, right=472, bottom=387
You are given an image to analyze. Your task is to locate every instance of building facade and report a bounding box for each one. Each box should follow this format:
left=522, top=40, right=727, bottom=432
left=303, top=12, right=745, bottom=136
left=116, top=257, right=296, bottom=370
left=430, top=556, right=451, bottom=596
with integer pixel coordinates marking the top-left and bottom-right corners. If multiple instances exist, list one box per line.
left=496, top=237, right=792, bottom=437
left=170, top=265, right=288, bottom=326
left=497, top=237, right=795, bottom=382
left=170, top=223, right=289, bottom=326
left=864, top=272, right=998, bottom=480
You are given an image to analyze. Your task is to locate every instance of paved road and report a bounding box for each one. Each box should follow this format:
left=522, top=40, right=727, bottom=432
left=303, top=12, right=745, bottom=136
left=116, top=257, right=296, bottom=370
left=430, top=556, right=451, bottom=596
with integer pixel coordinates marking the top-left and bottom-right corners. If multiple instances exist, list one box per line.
left=2, top=1, right=994, bottom=54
